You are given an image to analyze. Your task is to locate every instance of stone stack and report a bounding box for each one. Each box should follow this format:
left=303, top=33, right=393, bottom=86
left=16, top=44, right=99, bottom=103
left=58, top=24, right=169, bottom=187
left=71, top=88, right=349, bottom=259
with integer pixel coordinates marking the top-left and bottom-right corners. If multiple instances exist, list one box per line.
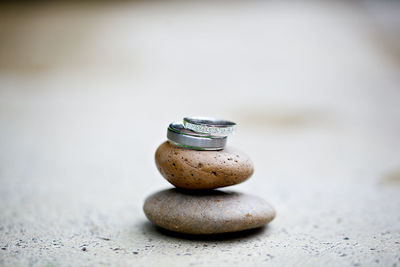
left=143, top=119, right=276, bottom=235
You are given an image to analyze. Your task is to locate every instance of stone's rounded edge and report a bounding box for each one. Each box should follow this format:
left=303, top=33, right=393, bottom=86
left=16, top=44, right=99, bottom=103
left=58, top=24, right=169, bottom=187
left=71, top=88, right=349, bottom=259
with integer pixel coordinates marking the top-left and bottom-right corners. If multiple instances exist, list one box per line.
left=143, top=188, right=276, bottom=235
left=154, top=141, right=254, bottom=190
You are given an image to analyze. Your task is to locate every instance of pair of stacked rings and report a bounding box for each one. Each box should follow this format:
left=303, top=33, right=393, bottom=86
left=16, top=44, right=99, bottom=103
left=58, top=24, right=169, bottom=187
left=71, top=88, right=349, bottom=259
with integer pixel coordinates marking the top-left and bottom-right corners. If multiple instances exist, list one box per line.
left=167, top=117, right=236, bottom=150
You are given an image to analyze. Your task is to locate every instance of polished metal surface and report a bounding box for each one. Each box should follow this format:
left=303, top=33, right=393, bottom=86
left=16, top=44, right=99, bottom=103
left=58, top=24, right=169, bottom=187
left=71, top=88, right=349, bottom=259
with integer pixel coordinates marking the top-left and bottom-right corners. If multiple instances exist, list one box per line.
left=167, top=122, right=227, bottom=150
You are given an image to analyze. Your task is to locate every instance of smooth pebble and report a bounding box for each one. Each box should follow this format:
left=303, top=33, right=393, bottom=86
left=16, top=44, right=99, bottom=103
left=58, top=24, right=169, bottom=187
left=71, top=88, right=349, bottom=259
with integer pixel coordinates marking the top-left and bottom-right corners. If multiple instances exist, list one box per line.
left=143, top=188, right=275, bottom=234
left=155, top=141, right=254, bottom=189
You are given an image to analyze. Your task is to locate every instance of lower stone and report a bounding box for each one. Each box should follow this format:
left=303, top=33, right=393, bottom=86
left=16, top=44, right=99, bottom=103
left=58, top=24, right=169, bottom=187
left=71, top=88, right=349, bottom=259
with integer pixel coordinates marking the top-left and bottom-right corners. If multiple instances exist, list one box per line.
left=143, top=188, right=276, bottom=234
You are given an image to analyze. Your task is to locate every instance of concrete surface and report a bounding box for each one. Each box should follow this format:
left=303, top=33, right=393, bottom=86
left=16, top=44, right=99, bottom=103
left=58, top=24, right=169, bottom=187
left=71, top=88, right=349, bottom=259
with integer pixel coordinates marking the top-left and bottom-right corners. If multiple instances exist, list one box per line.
left=0, top=1, right=400, bottom=266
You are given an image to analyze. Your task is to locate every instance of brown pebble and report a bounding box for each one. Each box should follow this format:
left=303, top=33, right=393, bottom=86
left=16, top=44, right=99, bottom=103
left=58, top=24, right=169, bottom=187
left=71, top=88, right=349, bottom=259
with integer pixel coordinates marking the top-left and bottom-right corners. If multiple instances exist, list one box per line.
left=143, top=188, right=275, bottom=234
left=155, top=141, right=254, bottom=189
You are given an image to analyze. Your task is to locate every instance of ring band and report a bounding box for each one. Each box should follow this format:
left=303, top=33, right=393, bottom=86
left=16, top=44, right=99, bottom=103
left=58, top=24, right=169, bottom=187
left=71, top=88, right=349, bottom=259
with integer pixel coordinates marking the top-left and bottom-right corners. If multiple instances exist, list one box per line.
left=167, top=122, right=227, bottom=150
left=183, top=117, right=236, bottom=136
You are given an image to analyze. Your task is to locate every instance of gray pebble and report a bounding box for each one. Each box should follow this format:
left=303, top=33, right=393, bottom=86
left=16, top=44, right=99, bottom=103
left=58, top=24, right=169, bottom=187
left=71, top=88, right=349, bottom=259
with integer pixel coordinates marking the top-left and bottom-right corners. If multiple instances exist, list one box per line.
left=143, top=188, right=275, bottom=234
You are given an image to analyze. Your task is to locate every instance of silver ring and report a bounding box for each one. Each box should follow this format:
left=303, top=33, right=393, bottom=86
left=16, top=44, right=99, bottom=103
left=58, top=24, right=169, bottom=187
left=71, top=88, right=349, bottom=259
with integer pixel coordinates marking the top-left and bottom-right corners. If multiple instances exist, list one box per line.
left=167, top=122, right=227, bottom=150
left=183, top=117, right=236, bottom=136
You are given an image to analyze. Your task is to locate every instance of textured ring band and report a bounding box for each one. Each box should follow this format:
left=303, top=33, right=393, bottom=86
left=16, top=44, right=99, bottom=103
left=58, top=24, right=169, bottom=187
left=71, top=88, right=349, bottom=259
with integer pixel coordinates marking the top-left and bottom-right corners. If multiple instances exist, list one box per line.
left=183, top=117, right=236, bottom=136
left=167, top=122, right=227, bottom=150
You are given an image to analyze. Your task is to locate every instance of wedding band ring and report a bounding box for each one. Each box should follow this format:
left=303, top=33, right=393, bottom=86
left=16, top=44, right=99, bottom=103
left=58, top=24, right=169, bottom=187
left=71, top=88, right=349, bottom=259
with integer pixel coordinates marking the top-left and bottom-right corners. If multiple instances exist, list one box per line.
left=167, top=122, right=227, bottom=150
left=183, top=117, right=236, bottom=136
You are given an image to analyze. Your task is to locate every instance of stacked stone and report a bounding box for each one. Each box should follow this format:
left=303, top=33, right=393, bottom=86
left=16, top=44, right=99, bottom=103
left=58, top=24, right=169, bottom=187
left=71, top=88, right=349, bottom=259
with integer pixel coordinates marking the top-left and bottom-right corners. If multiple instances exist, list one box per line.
left=143, top=118, right=276, bottom=235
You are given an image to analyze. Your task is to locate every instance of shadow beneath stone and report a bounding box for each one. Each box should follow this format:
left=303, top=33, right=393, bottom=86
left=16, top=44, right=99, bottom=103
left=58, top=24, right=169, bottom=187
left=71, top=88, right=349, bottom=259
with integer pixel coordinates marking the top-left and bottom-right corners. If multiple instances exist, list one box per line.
left=172, top=187, right=241, bottom=196
left=141, top=221, right=268, bottom=242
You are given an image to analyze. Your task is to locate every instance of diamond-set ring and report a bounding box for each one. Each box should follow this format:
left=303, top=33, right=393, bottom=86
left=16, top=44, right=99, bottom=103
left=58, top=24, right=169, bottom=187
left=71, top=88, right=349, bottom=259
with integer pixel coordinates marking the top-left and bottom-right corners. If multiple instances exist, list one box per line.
left=166, top=117, right=236, bottom=150
left=183, top=117, right=236, bottom=137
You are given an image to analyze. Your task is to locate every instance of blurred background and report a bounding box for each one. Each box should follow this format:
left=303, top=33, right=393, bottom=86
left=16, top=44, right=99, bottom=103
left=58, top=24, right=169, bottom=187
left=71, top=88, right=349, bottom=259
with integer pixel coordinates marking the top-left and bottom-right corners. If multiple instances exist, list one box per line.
left=0, top=0, right=400, bottom=266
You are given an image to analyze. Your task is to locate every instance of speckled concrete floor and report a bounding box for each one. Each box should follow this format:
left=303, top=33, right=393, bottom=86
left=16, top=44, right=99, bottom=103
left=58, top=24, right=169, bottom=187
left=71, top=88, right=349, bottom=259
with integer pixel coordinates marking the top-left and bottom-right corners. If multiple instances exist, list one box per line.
left=0, top=1, right=400, bottom=266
